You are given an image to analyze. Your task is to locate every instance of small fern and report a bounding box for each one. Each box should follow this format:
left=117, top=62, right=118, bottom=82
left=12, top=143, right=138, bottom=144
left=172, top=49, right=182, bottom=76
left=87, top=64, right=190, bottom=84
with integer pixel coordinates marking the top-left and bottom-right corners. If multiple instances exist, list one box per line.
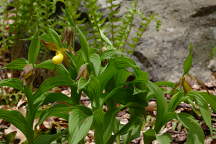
left=82, top=0, right=160, bottom=52
left=0, top=0, right=160, bottom=56
left=84, top=0, right=106, bottom=49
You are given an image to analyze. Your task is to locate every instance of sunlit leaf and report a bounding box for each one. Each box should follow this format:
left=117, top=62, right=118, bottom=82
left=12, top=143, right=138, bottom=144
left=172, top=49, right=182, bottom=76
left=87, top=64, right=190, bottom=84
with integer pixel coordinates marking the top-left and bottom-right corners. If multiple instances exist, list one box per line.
left=177, top=113, right=204, bottom=144
left=99, top=29, right=114, bottom=49
left=69, top=106, right=93, bottom=144
left=147, top=81, right=168, bottom=132
left=37, top=104, right=72, bottom=126
left=168, top=90, right=184, bottom=112
left=35, top=60, right=56, bottom=69
left=187, top=91, right=212, bottom=134
left=33, top=76, right=75, bottom=99
left=90, top=53, right=101, bottom=76
left=156, top=133, right=172, bottom=144
left=183, top=44, right=193, bottom=75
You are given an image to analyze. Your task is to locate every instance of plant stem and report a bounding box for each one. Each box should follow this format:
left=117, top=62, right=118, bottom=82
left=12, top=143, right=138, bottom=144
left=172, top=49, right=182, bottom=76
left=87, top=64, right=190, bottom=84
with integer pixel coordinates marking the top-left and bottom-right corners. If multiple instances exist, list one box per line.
left=116, top=135, right=120, bottom=144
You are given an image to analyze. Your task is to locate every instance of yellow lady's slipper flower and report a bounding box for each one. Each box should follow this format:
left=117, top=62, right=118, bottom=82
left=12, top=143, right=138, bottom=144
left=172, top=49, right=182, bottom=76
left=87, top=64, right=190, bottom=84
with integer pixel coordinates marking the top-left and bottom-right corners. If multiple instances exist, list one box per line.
left=52, top=52, right=64, bottom=64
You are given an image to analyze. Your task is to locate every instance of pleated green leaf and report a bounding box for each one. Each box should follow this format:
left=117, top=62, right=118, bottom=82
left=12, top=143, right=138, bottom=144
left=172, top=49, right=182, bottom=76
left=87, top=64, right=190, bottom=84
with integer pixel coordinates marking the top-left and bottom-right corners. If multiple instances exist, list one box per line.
left=177, top=113, right=204, bottom=144
left=69, top=106, right=93, bottom=144
left=0, top=109, right=34, bottom=142
left=0, top=78, right=24, bottom=91
left=28, top=34, right=40, bottom=64
left=4, top=58, right=28, bottom=70
left=33, top=76, right=75, bottom=99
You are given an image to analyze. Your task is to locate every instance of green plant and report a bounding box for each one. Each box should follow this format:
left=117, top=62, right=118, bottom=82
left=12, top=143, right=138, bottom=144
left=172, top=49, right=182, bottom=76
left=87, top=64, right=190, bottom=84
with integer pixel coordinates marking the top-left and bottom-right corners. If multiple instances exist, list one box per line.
left=83, top=0, right=160, bottom=52
left=0, top=0, right=67, bottom=60
left=0, top=2, right=214, bottom=144
left=0, top=9, right=214, bottom=144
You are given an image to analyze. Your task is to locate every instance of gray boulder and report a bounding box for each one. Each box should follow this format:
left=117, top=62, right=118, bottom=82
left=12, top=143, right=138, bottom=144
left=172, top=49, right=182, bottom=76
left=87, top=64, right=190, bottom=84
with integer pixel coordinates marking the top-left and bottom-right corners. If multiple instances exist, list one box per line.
left=99, top=0, right=216, bottom=82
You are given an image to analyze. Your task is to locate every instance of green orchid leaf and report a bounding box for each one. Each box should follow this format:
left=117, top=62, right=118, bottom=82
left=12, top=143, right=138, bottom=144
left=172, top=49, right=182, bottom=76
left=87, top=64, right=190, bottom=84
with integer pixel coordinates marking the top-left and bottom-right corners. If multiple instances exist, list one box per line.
left=89, top=53, right=101, bottom=76
left=4, top=58, right=28, bottom=70
left=183, top=44, right=193, bottom=75
left=0, top=109, right=34, bottom=142
left=187, top=91, right=212, bottom=134
left=42, top=92, right=73, bottom=105
left=0, top=78, right=24, bottom=91
left=143, top=129, right=156, bottom=144
left=177, top=113, right=204, bottom=144
left=69, top=106, right=93, bottom=144
left=156, top=133, right=172, bottom=144
left=147, top=81, right=168, bottom=132
left=28, top=34, right=40, bottom=64
left=33, top=76, right=75, bottom=99
left=37, top=104, right=72, bottom=127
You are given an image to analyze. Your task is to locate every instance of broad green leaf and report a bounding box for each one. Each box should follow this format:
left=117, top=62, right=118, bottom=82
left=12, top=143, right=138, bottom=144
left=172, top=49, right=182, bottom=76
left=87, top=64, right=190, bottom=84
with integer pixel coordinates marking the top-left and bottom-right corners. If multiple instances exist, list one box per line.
left=102, top=87, right=123, bottom=104
left=147, top=82, right=168, bottom=132
left=28, top=34, right=40, bottom=64
left=77, top=78, right=89, bottom=92
left=177, top=113, right=204, bottom=144
left=0, top=110, right=34, bottom=142
left=133, top=87, right=146, bottom=95
left=183, top=44, right=193, bottom=75
left=35, top=60, right=56, bottom=69
left=48, top=28, right=63, bottom=48
left=0, top=78, right=24, bottom=91
left=37, top=104, right=72, bottom=126
left=155, top=81, right=176, bottom=88
left=69, top=106, right=93, bottom=144
left=113, top=56, right=137, bottom=69
left=99, top=29, right=114, bottom=49
left=55, top=64, right=70, bottom=75
left=134, top=68, right=149, bottom=84
left=168, top=90, right=184, bottom=112
left=33, top=134, right=60, bottom=144
left=143, top=129, right=156, bottom=144
left=123, top=125, right=141, bottom=144
left=100, top=49, right=120, bottom=60
left=114, top=69, right=131, bottom=87
left=36, top=60, right=69, bottom=75
left=86, top=76, right=101, bottom=106
left=4, top=58, right=28, bottom=70
left=187, top=91, right=212, bottom=134
left=33, top=76, right=75, bottom=99
left=103, top=109, right=119, bottom=143
left=93, top=108, right=105, bottom=144
left=42, top=92, right=73, bottom=105
left=99, top=62, right=116, bottom=90
left=156, top=133, right=172, bottom=144
left=107, top=120, right=137, bottom=144
left=200, top=92, right=216, bottom=112
left=89, top=53, right=101, bottom=76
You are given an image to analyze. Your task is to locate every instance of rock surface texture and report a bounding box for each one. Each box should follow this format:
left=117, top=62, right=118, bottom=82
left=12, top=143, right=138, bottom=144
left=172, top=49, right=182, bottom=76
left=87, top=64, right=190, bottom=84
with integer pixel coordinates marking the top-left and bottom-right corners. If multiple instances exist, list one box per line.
left=100, top=0, right=216, bottom=82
